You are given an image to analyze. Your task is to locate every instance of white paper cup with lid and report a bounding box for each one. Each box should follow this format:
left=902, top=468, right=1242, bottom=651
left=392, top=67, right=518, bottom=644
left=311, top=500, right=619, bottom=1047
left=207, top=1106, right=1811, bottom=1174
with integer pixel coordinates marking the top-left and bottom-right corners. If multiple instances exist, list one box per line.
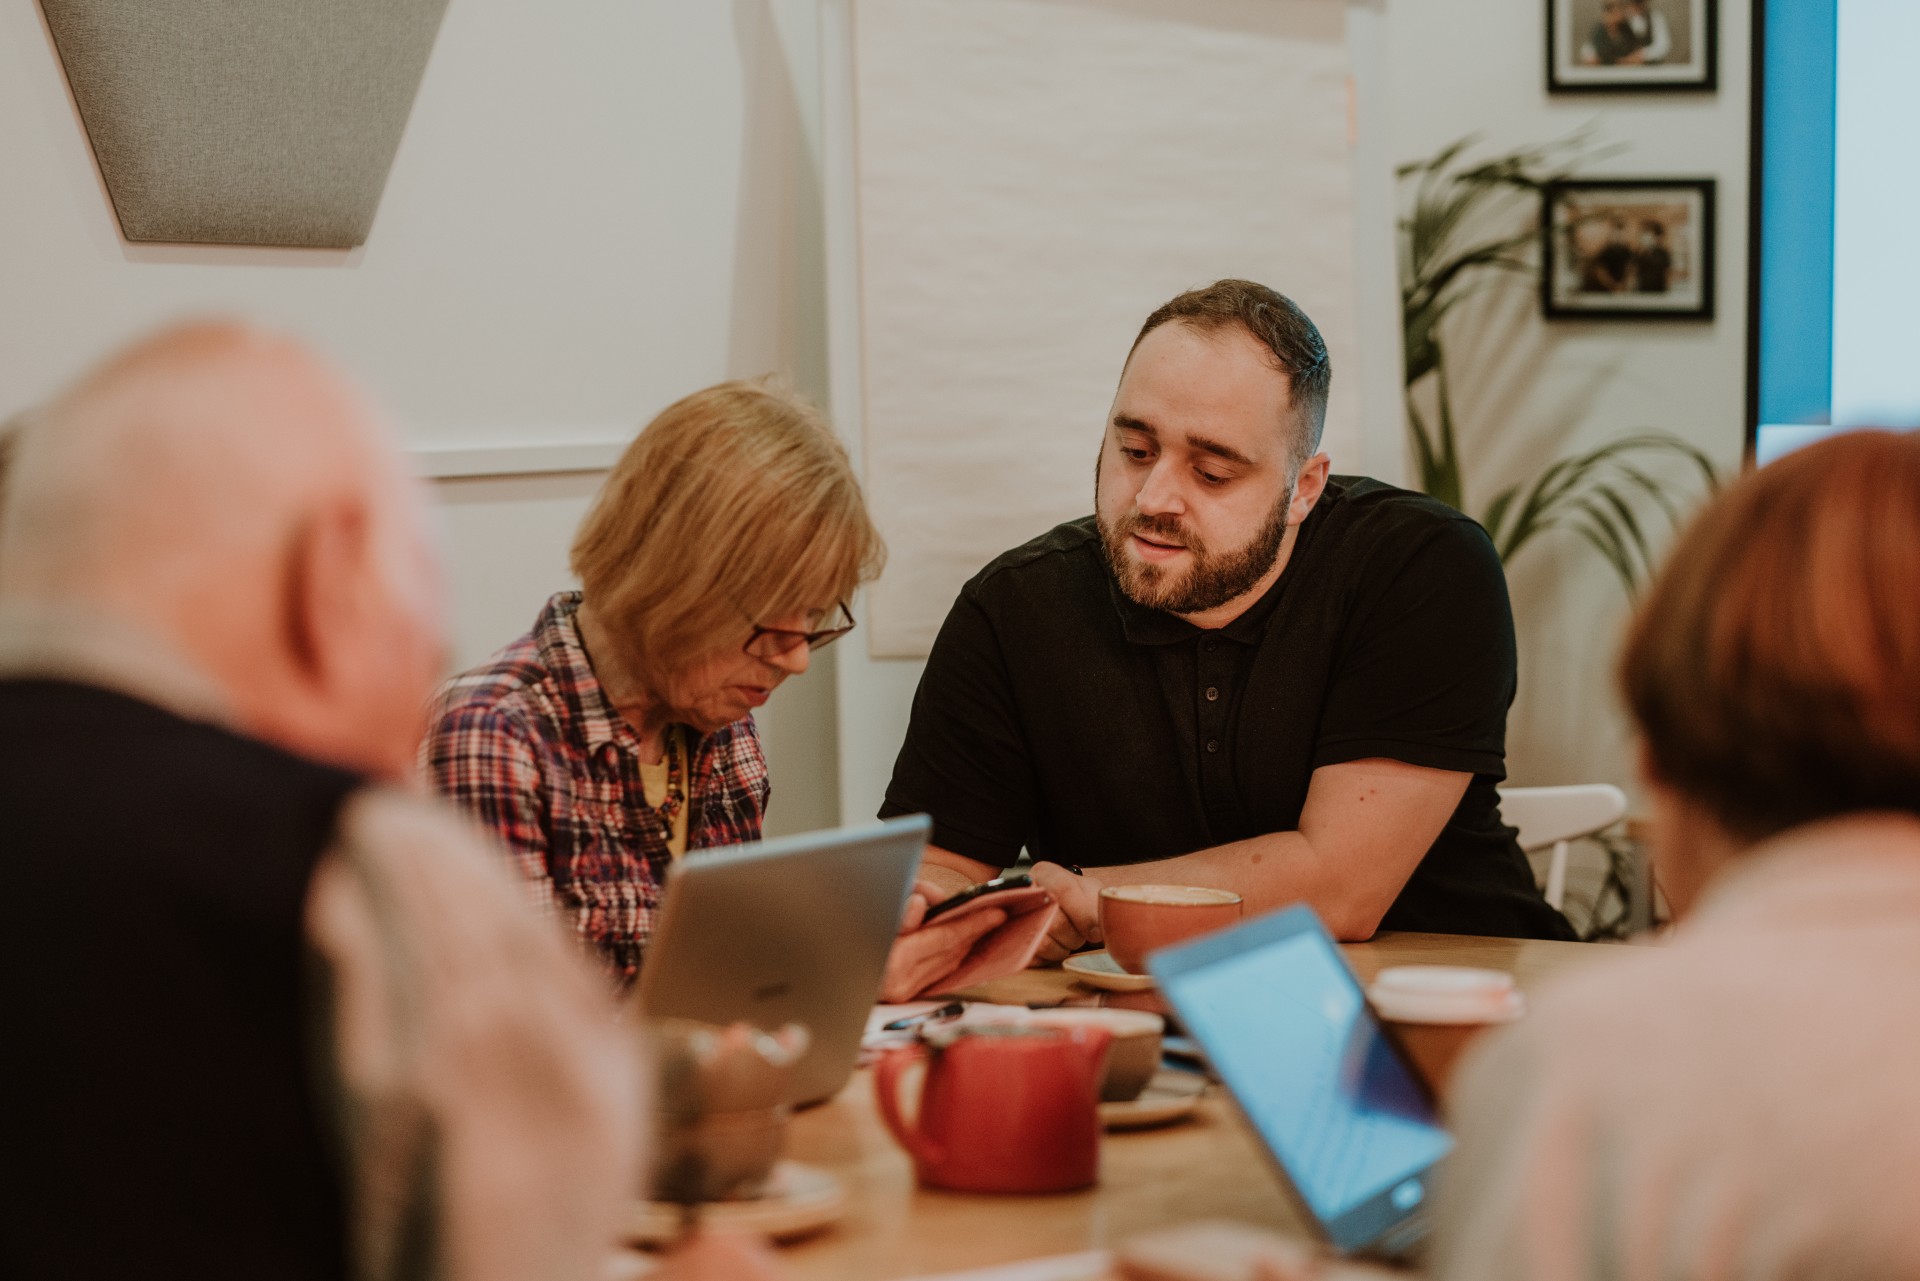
left=1367, top=966, right=1524, bottom=1098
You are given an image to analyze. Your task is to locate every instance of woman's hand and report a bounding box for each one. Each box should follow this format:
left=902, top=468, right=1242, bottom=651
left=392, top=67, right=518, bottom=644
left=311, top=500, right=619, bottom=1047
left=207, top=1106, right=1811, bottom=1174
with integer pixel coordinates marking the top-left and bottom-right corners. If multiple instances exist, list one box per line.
left=877, top=891, right=1008, bottom=1002
left=1028, top=862, right=1105, bottom=963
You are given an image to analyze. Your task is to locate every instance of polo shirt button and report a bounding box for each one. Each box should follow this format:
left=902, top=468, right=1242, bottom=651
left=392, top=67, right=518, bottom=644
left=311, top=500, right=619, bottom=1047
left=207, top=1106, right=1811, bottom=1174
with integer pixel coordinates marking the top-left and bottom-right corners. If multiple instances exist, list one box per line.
left=1206, top=686, right=1219, bottom=702
left=1201, top=639, right=1217, bottom=653
left=1206, top=738, right=1219, bottom=753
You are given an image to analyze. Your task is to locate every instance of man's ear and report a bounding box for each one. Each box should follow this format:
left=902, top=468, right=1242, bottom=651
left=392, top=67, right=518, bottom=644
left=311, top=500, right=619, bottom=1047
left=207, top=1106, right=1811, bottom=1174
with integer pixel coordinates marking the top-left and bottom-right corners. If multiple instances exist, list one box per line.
left=282, top=496, right=374, bottom=691
left=1288, top=453, right=1332, bottom=526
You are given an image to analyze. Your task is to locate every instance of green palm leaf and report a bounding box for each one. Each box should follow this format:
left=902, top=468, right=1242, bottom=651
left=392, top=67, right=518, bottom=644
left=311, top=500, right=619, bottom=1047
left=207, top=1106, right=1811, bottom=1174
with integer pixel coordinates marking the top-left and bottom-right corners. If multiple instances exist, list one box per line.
left=1397, top=134, right=1718, bottom=593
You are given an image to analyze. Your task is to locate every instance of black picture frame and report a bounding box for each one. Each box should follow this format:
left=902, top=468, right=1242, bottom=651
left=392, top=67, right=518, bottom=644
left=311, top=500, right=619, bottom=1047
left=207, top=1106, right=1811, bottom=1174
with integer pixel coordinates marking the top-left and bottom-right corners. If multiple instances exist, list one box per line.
left=1541, top=178, right=1717, bottom=321
left=1547, top=0, right=1718, bottom=94
left=1742, top=0, right=1767, bottom=462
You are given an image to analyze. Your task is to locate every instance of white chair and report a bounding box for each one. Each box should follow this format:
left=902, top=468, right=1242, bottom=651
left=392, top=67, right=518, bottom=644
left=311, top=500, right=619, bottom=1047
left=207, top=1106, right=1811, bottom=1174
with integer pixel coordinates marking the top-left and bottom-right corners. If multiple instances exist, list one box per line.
left=1497, top=784, right=1630, bottom=911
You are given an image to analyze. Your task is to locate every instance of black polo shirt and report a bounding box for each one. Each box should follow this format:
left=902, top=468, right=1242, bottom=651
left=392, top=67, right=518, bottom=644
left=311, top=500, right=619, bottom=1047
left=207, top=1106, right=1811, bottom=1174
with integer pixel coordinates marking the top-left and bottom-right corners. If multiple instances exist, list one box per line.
left=880, top=476, right=1574, bottom=940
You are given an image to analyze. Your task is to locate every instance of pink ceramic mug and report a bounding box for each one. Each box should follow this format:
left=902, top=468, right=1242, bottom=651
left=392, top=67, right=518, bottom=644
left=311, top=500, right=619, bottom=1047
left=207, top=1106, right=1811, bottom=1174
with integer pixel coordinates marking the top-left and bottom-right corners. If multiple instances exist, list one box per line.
left=1099, top=884, right=1244, bottom=975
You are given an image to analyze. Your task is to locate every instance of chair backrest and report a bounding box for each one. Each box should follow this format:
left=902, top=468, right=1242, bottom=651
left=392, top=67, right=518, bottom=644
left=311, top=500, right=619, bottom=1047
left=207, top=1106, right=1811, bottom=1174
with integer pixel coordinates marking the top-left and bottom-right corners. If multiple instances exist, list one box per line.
left=1497, top=784, right=1630, bottom=851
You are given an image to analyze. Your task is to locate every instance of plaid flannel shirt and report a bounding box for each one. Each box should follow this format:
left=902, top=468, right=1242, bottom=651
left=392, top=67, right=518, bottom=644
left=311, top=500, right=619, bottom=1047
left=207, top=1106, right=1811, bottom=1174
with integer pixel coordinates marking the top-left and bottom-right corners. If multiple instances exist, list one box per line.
left=422, top=592, right=769, bottom=985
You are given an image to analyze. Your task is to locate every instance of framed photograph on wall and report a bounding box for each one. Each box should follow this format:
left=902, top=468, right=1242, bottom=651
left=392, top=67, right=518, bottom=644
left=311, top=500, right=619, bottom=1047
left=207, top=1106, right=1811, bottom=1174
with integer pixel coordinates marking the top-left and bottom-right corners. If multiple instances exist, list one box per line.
left=1541, top=179, right=1715, bottom=320
left=1548, top=0, right=1717, bottom=93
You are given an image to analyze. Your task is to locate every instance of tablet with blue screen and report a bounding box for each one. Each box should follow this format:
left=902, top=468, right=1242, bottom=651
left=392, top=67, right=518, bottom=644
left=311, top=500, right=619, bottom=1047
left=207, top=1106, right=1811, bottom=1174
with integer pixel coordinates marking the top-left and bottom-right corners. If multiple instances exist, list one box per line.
left=1149, top=906, right=1452, bottom=1260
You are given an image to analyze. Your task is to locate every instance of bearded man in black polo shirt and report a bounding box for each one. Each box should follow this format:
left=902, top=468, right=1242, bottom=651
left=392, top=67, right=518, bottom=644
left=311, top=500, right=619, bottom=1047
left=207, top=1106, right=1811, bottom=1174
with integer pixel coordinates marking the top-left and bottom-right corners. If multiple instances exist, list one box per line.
left=881, top=279, right=1573, bottom=965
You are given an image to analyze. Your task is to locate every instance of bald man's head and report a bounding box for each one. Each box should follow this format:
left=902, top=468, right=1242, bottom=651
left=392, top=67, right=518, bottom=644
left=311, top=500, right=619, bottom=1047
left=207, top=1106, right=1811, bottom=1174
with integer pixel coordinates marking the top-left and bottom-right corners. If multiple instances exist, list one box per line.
left=3, top=324, right=380, bottom=594
left=0, top=321, right=446, bottom=780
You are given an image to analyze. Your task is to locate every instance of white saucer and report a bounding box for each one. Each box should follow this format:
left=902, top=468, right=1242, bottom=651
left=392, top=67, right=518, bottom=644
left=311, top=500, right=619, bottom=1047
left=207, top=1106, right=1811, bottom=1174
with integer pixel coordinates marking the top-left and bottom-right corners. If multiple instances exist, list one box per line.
left=1102, top=1069, right=1207, bottom=1130
left=626, top=1160, right=846, bottom=1246
left=1062, top=949, right=1156, bottom=992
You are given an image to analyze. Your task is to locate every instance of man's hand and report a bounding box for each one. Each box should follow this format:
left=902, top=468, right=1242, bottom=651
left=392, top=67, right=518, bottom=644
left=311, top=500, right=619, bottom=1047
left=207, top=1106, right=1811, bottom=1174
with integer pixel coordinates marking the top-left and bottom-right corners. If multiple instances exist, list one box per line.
left=1028, top=862, right=1105, bottom=963
left=877, top=891, right=1009, bottom=1003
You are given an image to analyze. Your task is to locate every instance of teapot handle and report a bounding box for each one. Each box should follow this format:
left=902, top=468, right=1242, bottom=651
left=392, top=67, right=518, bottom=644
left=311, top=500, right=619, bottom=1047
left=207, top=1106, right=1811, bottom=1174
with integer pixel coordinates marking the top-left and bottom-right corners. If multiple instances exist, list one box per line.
left=873, top=1046, right=946, bottom=1168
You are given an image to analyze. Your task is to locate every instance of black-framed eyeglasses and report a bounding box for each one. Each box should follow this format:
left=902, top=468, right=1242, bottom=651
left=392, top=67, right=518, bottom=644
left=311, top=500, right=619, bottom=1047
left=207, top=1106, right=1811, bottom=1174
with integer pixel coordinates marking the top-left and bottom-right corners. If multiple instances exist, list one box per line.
left=743, top=601, right=856, bottom=660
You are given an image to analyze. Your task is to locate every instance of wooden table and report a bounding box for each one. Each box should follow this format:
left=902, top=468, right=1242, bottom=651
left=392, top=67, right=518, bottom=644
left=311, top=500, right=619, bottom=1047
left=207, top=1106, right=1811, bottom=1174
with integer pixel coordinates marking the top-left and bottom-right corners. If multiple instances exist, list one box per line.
left=768, top=931, right=1620, bottom=1280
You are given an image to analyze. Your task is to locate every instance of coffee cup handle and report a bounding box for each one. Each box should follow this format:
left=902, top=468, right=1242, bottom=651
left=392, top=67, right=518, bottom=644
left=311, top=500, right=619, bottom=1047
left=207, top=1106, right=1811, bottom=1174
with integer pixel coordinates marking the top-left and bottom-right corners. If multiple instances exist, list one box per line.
left=873, top=1046, right=945, bottom=1168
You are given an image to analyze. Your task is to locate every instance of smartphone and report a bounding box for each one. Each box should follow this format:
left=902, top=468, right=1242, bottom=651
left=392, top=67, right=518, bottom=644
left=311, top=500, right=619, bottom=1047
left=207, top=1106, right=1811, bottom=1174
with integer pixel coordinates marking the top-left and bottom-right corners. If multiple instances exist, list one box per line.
left=921, top=874, right=1034, bottom=922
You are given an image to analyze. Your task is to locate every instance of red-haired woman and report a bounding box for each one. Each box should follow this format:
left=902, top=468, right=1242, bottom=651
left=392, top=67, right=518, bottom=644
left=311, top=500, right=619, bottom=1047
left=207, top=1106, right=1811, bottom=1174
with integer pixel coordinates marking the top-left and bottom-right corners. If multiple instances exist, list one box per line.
left=1432, top=430, right=1920, bottom=1280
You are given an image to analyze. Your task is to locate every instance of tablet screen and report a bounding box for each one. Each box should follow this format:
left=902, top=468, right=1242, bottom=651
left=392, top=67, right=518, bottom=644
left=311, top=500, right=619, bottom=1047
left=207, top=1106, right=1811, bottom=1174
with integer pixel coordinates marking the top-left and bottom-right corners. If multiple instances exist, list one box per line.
left=1158, top=920, right=1452, bottom=1228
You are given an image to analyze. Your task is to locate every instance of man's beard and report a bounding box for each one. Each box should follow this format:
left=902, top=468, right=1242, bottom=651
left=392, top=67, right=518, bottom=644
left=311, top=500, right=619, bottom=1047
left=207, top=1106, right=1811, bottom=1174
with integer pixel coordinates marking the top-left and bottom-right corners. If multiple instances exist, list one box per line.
left=1097, top=483, right=1293, bottom=615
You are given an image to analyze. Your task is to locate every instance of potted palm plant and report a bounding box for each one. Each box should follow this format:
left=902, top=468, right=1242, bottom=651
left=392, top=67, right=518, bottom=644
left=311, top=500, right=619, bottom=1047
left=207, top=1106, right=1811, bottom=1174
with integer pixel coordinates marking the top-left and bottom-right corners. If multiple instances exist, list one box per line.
left=1400, top=137, right=1720, bottom=938
left=1399, top=136, right=1717, bottom=592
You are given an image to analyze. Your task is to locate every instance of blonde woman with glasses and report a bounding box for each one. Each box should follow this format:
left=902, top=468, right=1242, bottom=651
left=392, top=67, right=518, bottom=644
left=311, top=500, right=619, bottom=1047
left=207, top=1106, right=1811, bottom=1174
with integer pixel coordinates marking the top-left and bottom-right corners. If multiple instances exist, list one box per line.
left=424, top=381, right=883, bottom=985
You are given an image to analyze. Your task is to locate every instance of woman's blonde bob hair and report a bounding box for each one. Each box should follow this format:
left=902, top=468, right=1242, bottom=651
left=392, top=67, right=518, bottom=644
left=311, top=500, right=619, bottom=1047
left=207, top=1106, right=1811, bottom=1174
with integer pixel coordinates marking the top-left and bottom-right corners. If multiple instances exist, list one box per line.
left=571, top=379, right=884, bottom=671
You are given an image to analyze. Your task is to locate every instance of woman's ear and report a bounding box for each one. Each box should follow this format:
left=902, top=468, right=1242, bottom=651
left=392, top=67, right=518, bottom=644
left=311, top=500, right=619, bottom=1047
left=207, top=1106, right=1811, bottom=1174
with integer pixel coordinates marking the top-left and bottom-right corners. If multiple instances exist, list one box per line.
left=1634, top=739, right=1664, bottom=791
left=1634, top=747, right=1745, bottom=922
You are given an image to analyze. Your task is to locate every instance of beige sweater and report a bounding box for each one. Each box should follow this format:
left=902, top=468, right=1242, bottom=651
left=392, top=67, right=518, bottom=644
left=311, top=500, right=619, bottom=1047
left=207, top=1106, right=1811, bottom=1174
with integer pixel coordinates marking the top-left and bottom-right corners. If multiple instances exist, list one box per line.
left=1432, top=814, right=1920, bottom=1281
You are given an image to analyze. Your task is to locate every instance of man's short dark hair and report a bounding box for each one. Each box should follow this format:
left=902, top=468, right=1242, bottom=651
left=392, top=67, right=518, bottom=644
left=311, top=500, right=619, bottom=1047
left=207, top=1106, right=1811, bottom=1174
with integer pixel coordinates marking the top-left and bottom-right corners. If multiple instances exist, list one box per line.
left=1129, top=279, right=1331, bottom=469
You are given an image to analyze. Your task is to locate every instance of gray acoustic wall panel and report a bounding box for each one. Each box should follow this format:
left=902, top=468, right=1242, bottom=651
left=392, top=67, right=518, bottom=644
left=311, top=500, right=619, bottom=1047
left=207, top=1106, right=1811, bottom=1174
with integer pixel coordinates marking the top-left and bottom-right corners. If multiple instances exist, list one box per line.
left=40, top=0, right=450, bottom=247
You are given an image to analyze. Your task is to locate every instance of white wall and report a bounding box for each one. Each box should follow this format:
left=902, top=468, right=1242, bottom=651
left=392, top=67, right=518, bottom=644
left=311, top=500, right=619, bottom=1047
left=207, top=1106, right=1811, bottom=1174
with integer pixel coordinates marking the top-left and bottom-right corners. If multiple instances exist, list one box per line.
left=1, top=0, right=818, bottom=453
left=1383, top=0, right=1752, bottom=800
left=0, top=0, right=842, bottom=837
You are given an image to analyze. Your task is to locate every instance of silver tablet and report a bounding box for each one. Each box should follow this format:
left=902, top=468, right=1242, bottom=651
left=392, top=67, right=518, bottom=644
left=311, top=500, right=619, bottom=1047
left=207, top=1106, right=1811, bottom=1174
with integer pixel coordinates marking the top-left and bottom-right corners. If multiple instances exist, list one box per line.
left=633, top=814, right=928, bottom=1106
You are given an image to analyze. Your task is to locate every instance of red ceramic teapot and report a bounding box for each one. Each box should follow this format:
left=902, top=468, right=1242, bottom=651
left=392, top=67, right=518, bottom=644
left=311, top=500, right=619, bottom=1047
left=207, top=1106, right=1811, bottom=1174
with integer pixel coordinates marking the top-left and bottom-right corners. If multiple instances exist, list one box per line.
left=874, top=1024, right=1112, bottom=1194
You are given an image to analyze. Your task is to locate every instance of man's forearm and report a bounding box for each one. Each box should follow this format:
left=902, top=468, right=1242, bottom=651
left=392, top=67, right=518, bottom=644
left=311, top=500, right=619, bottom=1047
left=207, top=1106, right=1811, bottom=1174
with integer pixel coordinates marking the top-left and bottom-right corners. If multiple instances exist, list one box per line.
left=1088, top=832, right=1392, bottom=940
left=1086, top=759, right=1468, bottom=941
